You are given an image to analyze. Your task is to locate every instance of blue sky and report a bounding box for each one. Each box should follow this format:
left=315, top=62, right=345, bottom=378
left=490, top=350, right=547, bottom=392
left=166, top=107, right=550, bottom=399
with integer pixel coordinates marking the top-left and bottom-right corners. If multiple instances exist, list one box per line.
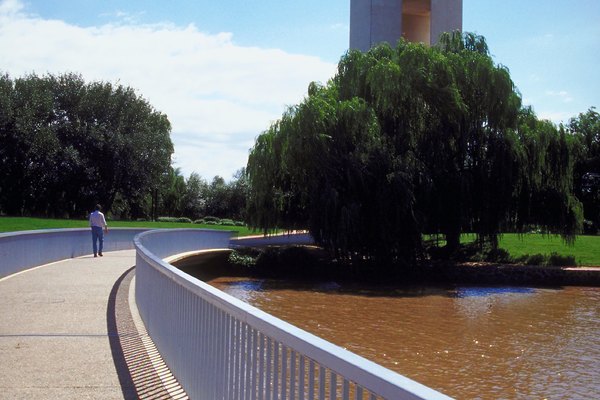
left=1, top=0, right=598, bottom=180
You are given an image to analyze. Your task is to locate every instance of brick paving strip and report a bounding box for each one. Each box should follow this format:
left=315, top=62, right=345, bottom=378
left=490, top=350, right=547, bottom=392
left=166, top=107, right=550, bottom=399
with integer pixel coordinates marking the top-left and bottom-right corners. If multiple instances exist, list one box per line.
left=0, top=250, right=187, bottom=400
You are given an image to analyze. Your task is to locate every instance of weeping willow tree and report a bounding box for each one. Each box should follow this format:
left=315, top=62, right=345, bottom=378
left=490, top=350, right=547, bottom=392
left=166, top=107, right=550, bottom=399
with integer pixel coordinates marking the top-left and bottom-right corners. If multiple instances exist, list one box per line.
left=515, top=107, right=583, bottom=240
left=247, top=32, right=582, bottom=270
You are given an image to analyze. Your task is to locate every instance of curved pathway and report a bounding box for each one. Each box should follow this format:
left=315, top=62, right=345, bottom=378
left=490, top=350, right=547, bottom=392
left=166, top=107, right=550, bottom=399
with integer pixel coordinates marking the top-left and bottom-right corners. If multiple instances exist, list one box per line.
left=0, top=250, right=187, bottom=400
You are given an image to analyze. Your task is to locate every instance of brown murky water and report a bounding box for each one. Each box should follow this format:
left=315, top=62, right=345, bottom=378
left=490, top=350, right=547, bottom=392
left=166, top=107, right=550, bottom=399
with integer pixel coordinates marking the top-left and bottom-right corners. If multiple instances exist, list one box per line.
left=202, top=276, right=600, bottom=399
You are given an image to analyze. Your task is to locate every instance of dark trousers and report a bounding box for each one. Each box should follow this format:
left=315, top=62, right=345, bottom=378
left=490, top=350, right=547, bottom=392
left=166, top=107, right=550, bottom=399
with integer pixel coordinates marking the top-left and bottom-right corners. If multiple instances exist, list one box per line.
left=91, top=226, right=104, bottom=255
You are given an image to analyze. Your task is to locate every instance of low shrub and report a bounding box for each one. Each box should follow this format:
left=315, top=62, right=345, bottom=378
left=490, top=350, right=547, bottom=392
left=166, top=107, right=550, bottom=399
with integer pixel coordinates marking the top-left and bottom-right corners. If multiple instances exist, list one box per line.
left=193, top=217, right=244, bottom=226
left=157, top=216, right=192, bottom=223
left=547, top=252, right=576, bottom=267
left=447, top=241, right=513, bottom=264
left=228, top=248, right=259, bottom=268
left=484, top=248, right=512, bottom=263
left=157, top=216, right=178, bottom=223
left=515, top=253, right=576, bottom=266
left=522, top=254, right=546, bottom=266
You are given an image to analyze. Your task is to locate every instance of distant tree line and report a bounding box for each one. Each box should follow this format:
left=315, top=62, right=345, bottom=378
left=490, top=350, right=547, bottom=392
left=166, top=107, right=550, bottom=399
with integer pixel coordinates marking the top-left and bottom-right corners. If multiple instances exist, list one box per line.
left=0, top=72, right=247, bottom=221
left=247, top=32, right=599, bottom=268
left=149, top=167, right=248, bottom=222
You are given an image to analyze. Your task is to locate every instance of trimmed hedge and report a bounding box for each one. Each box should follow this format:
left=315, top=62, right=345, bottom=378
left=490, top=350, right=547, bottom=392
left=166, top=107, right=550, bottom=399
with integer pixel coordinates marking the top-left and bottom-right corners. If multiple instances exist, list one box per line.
left=157, top=216, right=192, bottom=223
left=193, top=217, right=245, bottom=227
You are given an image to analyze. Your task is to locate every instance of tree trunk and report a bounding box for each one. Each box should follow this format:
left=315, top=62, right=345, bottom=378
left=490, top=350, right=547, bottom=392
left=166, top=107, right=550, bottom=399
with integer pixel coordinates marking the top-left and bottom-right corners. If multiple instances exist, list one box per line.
left=445, top=231, right=461, bottom=256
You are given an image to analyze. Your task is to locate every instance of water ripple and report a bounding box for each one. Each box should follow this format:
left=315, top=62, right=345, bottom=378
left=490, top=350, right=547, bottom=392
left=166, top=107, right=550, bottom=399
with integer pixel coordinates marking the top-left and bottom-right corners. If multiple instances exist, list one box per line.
left=209, top=277, right=600, bottom=399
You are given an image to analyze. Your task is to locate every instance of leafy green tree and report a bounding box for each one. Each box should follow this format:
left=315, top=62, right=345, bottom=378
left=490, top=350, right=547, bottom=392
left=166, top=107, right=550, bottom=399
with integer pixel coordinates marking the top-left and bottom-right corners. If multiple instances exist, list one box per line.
left=0, top=72, right=173, bottom=218
left=159, top=167, right=186, bottom=217
left=514, top=108, right=583, bottom=240
left=247, top=32, right=583, bottom=269
left=204, top=176, right=229, bottom=218
left=0, top=74, right=17, bottom=213
left=228, top=168, right=249, bottom=221
left=79, top=80, right=173, bottom=215
left=1, top=74, right=64, bottom=215
left=246, top=124, right=289, bottom=232
left=182, top=172, right=208, bottom=220
left=569, top=107, right=600, bottom=232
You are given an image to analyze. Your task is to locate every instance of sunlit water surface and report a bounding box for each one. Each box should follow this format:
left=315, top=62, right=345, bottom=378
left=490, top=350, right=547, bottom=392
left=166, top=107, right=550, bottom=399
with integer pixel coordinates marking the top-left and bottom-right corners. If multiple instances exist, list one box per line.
left=205, top=276, right=600, bottom=399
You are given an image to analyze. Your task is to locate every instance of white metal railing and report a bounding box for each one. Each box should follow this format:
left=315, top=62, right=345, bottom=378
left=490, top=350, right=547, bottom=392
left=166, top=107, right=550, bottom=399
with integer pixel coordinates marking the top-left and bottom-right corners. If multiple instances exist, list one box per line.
left=0, top=228, right=148, bottom=278
left=134, top=229, right=452, bottom=400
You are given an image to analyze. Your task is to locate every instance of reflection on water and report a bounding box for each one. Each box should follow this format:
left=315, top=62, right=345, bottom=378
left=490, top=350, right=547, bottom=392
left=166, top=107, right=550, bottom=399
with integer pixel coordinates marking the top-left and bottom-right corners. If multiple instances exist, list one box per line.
left=206, top=276, right=600, bottom=399
left=453, top=286, right=536, bottom=298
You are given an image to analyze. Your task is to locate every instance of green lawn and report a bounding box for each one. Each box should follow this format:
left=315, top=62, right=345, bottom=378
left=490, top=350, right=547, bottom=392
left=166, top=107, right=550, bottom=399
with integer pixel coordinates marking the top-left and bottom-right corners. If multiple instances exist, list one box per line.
left=453, top=233, right=599, bottom=266
left=0, top=216, right=259, bottom=237
left=497, top=234, right=600, bottom=267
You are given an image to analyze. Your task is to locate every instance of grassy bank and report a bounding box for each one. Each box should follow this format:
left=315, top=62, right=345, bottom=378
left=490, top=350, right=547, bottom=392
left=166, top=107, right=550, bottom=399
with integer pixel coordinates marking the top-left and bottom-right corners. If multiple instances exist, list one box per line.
left=497, top=234, right=600, bottom=267
left=449, top=233, right=599, bottom=266
left=0, top=216, right=258, bottom=237
left=2, top=217, right=599, bottom=266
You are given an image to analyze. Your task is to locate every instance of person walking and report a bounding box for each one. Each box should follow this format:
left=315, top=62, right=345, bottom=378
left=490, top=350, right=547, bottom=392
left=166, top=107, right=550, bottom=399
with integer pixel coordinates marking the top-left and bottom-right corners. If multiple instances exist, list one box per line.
left=89, top=204, right=108, bottom=257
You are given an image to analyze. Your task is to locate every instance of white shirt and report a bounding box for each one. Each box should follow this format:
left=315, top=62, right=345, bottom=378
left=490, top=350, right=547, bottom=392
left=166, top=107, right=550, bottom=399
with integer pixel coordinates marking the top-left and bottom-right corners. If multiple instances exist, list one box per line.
left=89, top=210, right=107, bottom=228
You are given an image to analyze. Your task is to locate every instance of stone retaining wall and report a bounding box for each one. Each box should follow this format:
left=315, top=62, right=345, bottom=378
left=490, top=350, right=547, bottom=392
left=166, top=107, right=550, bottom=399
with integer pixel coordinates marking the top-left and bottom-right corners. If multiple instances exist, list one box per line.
left=426, top=263, right=600, bottom=287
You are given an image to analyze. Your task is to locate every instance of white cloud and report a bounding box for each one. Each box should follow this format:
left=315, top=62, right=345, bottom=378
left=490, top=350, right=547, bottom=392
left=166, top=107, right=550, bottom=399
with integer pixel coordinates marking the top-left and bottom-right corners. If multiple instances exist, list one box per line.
left=330, top=22, right=349, bottom=31
left=545, top=90, right=574, bottom=103
left=0, top=0, right=337, bottom=179
left=0, top=0, right=21, bottom=15
left=99, top=10, right=147, bottom=25
left=537, top=110, right=573, bottom=124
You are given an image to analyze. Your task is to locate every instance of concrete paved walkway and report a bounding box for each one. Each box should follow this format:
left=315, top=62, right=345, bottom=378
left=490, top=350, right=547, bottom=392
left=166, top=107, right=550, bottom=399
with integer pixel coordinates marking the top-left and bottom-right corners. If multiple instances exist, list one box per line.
left=0, top=250, right=187, bottom=400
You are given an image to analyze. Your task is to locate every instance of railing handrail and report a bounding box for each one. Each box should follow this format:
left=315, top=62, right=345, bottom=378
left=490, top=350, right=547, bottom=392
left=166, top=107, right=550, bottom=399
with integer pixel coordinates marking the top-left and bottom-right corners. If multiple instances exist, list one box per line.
left=0, top=227, right=149, bottom=278
left=134, top=229, right=452, bottom=400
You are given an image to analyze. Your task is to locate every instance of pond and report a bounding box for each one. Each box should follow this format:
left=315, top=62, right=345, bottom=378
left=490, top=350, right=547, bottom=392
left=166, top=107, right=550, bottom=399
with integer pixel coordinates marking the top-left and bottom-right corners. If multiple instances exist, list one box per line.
left=203, top=276, right=600, bottom=399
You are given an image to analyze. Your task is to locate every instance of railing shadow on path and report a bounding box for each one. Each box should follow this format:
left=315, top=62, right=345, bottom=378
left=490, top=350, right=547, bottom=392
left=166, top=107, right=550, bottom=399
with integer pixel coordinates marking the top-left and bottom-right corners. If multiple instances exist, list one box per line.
left=107, top=265, right=188, bottom=400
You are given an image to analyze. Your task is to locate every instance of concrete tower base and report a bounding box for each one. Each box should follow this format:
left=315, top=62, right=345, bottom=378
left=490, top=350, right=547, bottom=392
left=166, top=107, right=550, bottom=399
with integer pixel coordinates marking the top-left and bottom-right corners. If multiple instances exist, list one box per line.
left=350, top=0, right=463, bottom=51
